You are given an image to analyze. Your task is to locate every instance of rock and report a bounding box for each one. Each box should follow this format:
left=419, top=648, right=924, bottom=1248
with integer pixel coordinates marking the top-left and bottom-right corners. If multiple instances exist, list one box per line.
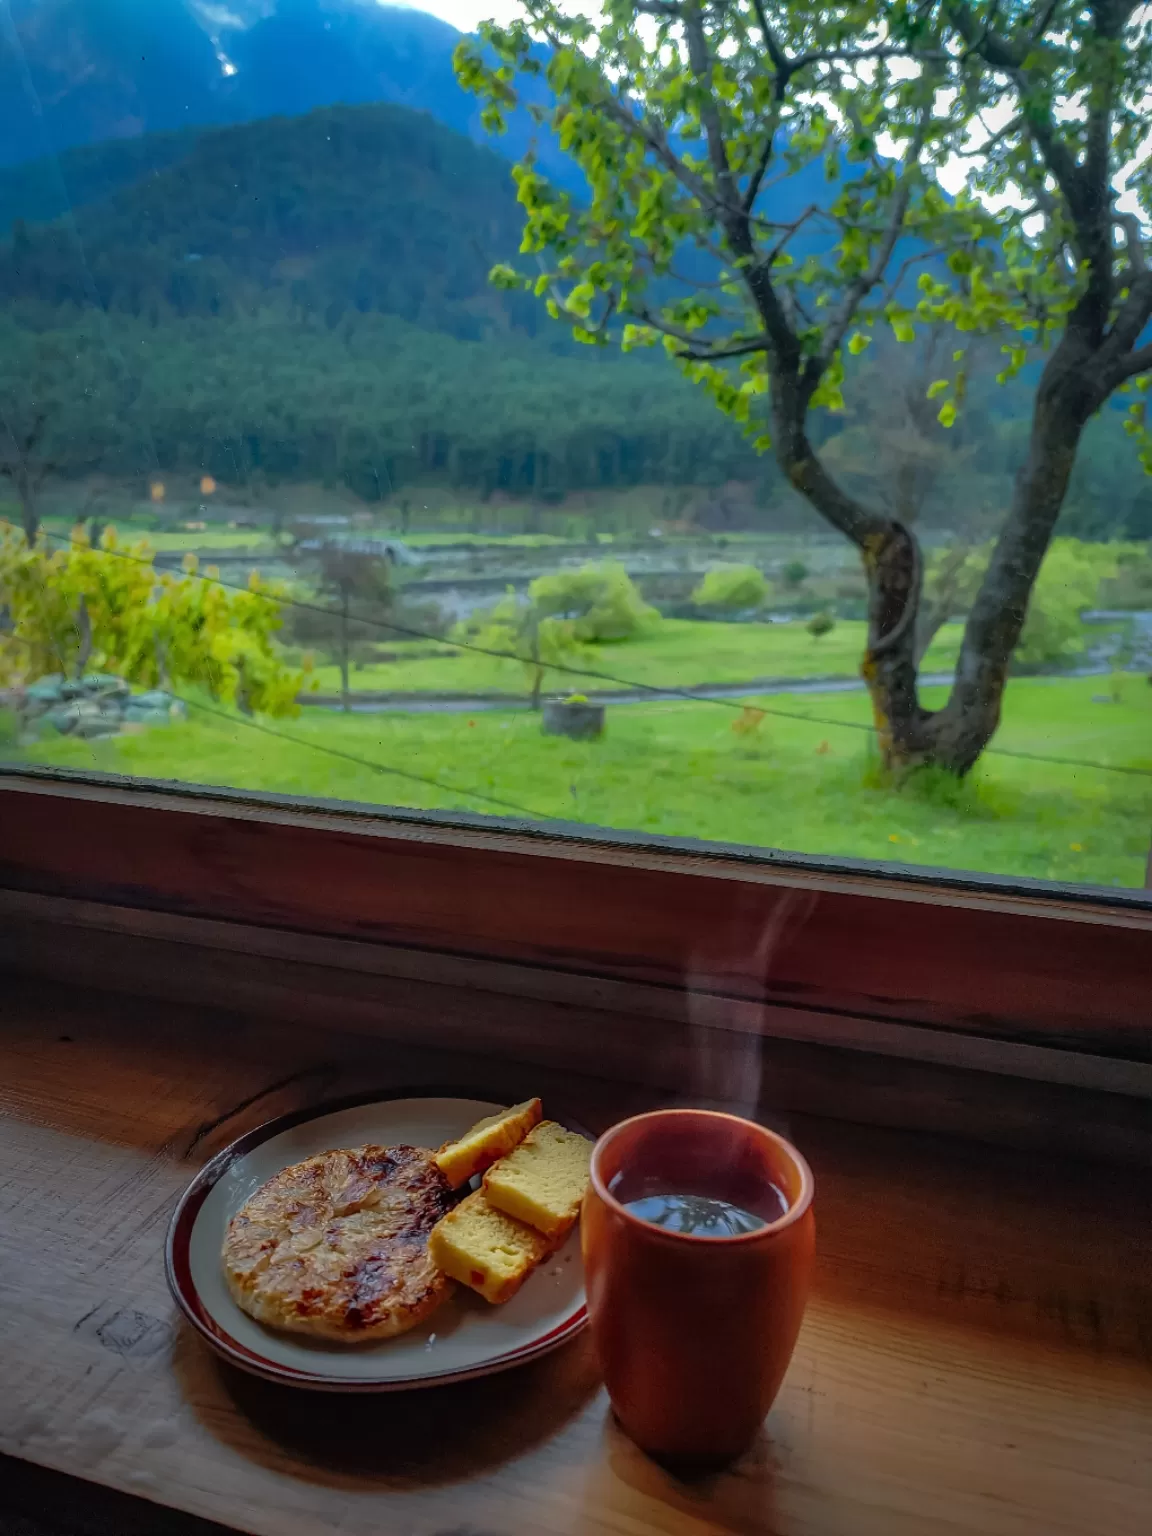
left=42, top=703, right=82, bottom=734
left=126, top=690, right=176, bottom=712
left=25, top=675, right=66, bottom=707
left=542, top=699, right=606, bottom=740
left=82, top=673, right=131, bottom=699
left=73, top=715, right=122, bottom=740
left=123, top=707, right=172, bottom=726
left=19, top=672, right=183, bottom=737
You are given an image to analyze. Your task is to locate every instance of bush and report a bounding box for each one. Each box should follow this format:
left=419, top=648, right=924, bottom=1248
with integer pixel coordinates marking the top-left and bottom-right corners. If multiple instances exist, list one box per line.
left=691, top=562, right=769, bottom=613
left=529, top=561, right=658, bottom=642
left=0, top=523, right=308, bottom=715
left=782, top=559, right=809, bottom=588
left=452, top=590, right=586, bottom=708
left=1016, top=540, right=1123, bottom=667
left=807, top=611, right=835, bottom=640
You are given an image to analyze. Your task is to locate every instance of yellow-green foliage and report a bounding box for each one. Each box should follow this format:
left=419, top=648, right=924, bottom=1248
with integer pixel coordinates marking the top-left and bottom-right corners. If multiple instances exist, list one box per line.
left=0, top=524, right=308, bottom=716
left=924, top=538, right=1131, bottom=667
left=692, top=562, right=769, bottom=612
left=529, top=561, right=658, bottom=641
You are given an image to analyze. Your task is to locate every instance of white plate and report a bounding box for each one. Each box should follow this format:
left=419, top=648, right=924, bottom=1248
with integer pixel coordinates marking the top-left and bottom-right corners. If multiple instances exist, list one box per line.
left=166, top=1093, right=588, bottom=1390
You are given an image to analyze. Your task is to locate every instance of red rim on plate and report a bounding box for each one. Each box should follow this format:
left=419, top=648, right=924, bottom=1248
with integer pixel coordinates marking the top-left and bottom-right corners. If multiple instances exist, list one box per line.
left=165, top=1089, right=589, bottom=1391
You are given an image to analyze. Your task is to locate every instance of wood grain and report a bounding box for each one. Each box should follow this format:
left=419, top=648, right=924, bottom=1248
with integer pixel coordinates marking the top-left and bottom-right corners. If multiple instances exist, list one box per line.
left=3, top=906, right=1151, bottom=1167
left=3, top=772, right=1152, bottom=1057
left=2, top=977, right=1150, bottom=1536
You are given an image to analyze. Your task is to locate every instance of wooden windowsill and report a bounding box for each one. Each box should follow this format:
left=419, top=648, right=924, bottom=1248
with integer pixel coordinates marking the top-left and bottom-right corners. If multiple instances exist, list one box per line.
left=2, top=976, right=1149, bottom=1536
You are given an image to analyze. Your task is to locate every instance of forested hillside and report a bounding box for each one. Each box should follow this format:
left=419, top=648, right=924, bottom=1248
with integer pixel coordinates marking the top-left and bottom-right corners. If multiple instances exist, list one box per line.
left=0, top=105, right=537, bottom=338
left=0, top=102, right=767, bottom=500
left=0, top=95, right=1148, bottom=530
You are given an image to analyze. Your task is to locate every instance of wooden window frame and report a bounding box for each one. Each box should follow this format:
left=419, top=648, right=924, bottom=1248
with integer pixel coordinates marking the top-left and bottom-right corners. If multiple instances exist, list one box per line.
left=2, top=764, right=1150, bottom=1073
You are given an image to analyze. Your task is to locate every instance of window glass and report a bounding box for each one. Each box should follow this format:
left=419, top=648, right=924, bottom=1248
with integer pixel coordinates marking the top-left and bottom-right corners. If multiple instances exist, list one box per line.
left=2, top=0, right=1150, bottom=893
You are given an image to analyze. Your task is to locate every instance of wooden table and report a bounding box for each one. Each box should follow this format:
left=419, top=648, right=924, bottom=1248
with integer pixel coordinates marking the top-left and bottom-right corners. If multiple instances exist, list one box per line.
left=2, top=977, right=1150, bottom=1536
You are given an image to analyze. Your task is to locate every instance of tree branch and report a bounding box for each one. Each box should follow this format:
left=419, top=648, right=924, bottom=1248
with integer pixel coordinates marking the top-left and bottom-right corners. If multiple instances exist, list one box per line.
left=633, top=305, right=769, bottom=362
left=817, top=94, right=936, bottom=371
left=1099, top=270, right=1152, bottom=371
left=742, top=120, right=781, bottom=215
left=1115, top=212, right=1148, bottom=274
left=680, top=1, right=741, bottom=215
left=882, top=245, right=949, bottom=302
left=1111, top=341, right=1152, bottom=382
left=946, top=1, right=1084, bottom=215
left=678, top=336, right=773, bottom=362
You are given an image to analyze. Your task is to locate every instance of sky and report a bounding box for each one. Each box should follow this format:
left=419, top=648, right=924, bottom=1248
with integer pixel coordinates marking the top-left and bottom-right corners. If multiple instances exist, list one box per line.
left=389, top=0, right=1143, bottom=218
left=389, top=0, right=518, bottom=27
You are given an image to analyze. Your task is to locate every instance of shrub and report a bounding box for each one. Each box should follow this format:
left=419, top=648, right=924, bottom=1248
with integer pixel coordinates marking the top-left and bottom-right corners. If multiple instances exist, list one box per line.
left=807, top=611, right=835, bottom=640
left=452, top=591, right=587, bottom=708
left=0, top=523, right=308, bottom=715
left=782, top=559, right=809, bottom=588
left=529, top=561, right=657, bottom=641
left=691, top=562, right=769, bottom=613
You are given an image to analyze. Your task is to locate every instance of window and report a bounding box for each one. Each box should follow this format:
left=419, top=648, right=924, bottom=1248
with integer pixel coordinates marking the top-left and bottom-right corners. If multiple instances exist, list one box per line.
left=2, top=0, right=1151, bottom=902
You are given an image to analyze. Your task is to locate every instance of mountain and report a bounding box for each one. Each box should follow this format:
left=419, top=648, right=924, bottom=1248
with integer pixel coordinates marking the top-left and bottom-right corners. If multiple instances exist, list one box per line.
left=0, top=0, right=230, bottom=164
left=0, top=127, right=205, bottom=232
left=0, top=100, right=762, bottom=504
left=0, top=0, right=564, bottom=181
left=0, top=102, right=542, bottom=340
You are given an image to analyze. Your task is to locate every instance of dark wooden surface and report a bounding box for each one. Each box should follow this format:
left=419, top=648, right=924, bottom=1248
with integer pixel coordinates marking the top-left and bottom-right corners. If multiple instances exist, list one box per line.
left=3, top=773, right=1152, bottom=1056
left=0, top=1457, right=231, bottom=1536
left=2, top=976, right=1150, bottom=1536
left=3, top=901, right=1151, bottom=1166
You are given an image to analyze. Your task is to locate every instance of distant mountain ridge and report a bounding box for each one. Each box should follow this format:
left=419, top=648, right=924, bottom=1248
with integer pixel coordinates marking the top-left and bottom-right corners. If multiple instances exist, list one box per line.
left=0, top=102, right=546, bottom=342
left=0, top=0, right=561, bottom=177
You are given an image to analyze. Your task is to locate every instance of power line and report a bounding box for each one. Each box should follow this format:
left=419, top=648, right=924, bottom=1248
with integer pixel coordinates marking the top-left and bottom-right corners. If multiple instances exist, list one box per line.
left=0, top=628, right=548, bottom=820
left=8, top=518, right=866, bottom=726
left=174, top=692, right=548, bottom=818
left=4, top=517, right=1151, bottom=782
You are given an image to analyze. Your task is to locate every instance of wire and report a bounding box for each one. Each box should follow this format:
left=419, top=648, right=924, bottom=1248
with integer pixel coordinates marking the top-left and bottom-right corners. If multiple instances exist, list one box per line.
left=174, top=692, right=548, bottom=818
left=0, top=629, right=549, bottom=819
left=4, top=517, right=1152, bottom=782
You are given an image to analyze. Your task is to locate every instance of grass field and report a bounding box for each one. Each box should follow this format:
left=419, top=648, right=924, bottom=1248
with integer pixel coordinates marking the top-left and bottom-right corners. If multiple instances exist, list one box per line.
left=29, top=517, right=275, bottom=554
left=21, top=675, right=1152, bottom=889
left=314, top=618, right=966, bottom=695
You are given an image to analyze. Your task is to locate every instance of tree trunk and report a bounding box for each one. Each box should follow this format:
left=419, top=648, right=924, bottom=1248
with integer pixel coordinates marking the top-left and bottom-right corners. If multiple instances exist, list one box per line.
left=16, top=474, right=38, bottom=544
left=926, top=374, right=1090, bottom=775
left=339, top=589, right=350, bottom=713
left=73, top=597, right=93, bottom=681
left=769, top=323, right=1097, bottom=778
left=858, top=523, right=939, bottom=769
left=858, top=381, right=1088, bottom=777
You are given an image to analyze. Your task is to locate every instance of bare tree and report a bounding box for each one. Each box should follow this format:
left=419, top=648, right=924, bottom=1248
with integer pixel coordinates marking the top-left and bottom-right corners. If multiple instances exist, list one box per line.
left=0, top=408, right=55, bottom=543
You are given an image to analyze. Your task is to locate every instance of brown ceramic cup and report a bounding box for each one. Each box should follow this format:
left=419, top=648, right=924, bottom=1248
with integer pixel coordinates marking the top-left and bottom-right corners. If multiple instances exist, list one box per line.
left=581, top=1108, right=815, bottom=1462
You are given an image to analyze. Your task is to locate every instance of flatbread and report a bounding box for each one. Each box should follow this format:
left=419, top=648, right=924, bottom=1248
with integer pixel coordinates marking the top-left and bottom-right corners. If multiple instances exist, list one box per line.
left=222, top=1144, right=456, bottom=1341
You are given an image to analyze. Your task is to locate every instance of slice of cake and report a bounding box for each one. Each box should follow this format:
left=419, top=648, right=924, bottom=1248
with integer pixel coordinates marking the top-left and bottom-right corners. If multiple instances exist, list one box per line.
left=481, top=1120, right=592, bottom=1240
left=434, top=1097, right=542, bottom=1189
left=428, top=1190, right=552, bottom=1304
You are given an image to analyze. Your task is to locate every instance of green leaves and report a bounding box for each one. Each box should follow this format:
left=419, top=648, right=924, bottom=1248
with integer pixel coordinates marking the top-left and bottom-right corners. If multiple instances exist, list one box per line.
left=489, top=263, right=525, bottom=291
left=452, top=0, right=1151, bottom=481
left=889, top=312, right=917, bottom=344
left=0, top=525, right=308, bottom=714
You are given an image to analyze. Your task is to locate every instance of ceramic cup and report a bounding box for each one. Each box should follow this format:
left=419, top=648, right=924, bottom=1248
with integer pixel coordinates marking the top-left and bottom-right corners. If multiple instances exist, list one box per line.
left=582, top=1108, right=815, bottom=1462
